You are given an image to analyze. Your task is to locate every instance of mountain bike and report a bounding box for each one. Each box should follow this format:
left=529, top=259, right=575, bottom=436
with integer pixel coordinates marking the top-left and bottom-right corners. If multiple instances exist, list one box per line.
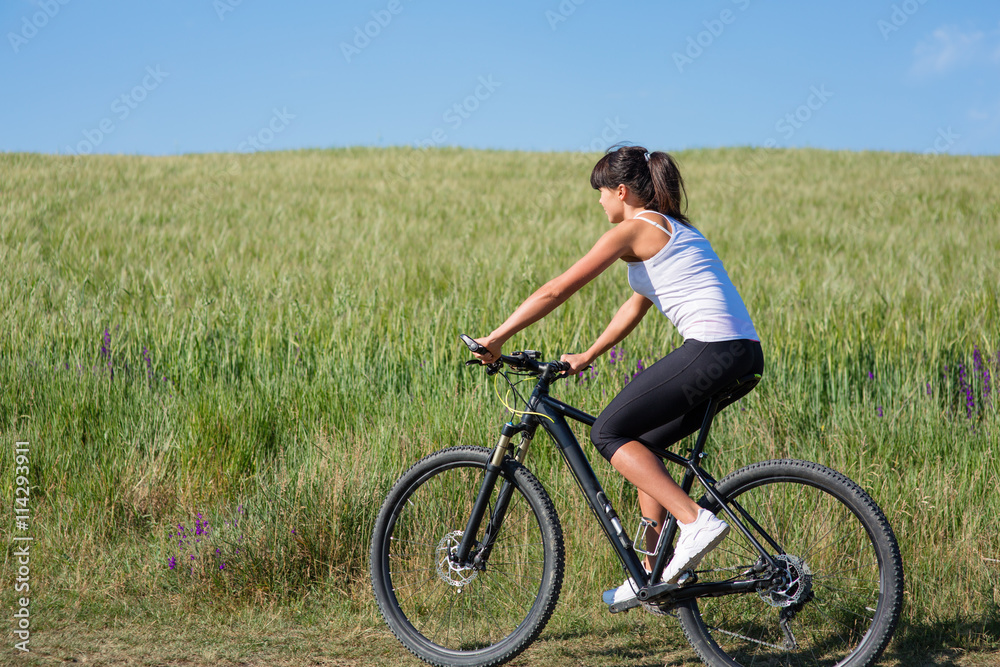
left=370, top=336, right=904, bottom=667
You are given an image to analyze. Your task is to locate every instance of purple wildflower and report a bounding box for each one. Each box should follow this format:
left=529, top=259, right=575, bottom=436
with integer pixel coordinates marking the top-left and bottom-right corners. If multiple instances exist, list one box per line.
left=973, top=346, right=990, bottom=398
left=867, top=371, right=874, bottom=380
left=926, top=381, right=932, bottom=396
left=100, top=328, right=110, bottom=359
left=168, top=556, right=176, bottom=570
left=876, top=406, right=883, bottom=418
left=609, top=346, right=622, bottom=365
left=958, top=364, right=973, bottom=419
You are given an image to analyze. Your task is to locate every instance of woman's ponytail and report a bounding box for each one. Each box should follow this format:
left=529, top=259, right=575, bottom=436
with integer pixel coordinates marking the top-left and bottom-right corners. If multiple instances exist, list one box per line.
left=647, top=151, right=690, bottom=226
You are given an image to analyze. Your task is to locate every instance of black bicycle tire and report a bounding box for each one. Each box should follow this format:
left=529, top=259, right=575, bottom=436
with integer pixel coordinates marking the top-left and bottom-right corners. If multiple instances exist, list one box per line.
left=676, top=459, right=904, bottom=667
left=370, top=446, right=565, bottom=667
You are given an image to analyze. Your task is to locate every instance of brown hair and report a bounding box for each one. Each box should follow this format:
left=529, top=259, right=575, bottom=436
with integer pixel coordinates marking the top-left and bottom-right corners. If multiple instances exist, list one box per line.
left=590, top=145, right=690, bottom=225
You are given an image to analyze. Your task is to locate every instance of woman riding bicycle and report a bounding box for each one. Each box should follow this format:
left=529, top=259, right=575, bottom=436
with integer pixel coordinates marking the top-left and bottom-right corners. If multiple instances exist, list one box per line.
left=473, top=144, right=764, bottom=607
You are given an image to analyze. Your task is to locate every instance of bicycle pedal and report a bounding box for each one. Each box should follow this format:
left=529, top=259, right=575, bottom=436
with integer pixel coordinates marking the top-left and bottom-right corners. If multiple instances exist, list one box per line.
left=608, top=597, right=641, bottom=614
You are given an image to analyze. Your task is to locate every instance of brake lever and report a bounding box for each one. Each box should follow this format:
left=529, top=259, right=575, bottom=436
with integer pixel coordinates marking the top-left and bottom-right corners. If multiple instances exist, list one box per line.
left=464, top=358, right=502, bottom=375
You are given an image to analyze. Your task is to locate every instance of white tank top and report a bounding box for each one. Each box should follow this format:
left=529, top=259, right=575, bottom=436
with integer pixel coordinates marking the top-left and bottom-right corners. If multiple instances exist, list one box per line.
left=627, top=212, right=759, bottom=342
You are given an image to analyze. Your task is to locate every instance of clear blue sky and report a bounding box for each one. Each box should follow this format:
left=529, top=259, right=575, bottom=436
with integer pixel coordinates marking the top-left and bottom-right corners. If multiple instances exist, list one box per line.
left=3, top=0, right=999, bottom=156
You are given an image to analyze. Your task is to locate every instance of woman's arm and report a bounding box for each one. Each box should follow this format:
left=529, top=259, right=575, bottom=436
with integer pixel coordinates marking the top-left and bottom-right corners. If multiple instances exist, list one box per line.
left=474, top=225, right=633, bottom=360
left=560, top=292, right=654, bottom=373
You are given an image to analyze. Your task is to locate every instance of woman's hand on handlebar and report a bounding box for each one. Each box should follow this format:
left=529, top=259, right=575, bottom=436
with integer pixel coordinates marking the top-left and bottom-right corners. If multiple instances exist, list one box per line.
left=559, top=352, right=592, bottom=375
left=473, top=335, right=503, bottom=364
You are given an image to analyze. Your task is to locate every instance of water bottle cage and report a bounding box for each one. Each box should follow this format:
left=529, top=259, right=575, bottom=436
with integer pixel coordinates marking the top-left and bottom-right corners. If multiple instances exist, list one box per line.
left=632, top=516, right=660, bottom=557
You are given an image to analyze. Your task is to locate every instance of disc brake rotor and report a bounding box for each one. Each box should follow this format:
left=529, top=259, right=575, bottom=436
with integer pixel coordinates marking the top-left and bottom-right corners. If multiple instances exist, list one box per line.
left=435, top=530, right=480, bottom=587
left=759, top=554, right=813, bottom=608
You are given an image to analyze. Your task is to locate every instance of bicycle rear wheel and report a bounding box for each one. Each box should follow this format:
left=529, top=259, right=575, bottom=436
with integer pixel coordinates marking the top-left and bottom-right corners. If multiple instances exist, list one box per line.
left=370, top=446, right=564, bottom=667
left=677, top=459, right=903, bottom=667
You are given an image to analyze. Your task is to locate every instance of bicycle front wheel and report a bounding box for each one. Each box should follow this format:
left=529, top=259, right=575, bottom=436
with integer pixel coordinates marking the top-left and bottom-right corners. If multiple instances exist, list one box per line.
left=677, top=459, right=904, bottom=667
left=370, top=446, right=564, bottom=667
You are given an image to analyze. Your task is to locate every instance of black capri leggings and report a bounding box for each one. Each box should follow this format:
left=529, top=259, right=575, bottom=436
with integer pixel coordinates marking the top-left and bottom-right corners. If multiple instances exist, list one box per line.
left=590, top=338, right=764, bottom=461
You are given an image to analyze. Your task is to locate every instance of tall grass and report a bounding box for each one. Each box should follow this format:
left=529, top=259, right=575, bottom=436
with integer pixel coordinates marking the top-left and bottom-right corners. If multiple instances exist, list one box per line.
left=1, top=147, right=998, bottom=650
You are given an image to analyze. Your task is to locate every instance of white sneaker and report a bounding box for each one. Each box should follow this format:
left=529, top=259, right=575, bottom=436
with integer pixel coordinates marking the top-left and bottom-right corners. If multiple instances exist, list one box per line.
left=603, top=573, right=671, bottom=615
left=602, top=575, right=642, bottom=606
left=661, top=508, right=730, bottom=584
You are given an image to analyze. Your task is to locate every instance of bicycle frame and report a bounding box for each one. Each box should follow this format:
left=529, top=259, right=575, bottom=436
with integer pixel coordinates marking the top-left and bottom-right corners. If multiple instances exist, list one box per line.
left=455, top=364, right=780, bottom=610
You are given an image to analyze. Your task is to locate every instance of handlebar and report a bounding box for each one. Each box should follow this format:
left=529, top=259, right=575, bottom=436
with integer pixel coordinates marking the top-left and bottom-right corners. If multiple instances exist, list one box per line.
left=459, top=334, right=571, bottom=377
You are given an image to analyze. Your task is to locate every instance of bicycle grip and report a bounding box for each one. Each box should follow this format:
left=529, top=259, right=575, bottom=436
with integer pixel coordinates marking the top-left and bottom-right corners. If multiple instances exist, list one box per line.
left=552, top=360, right=573, bottom=374
left=459, top=334, right=488, bottom=354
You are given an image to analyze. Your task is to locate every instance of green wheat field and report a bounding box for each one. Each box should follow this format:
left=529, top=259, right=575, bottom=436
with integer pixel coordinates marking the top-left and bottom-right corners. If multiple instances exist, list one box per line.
left=1, top=147, right=999, bottom=665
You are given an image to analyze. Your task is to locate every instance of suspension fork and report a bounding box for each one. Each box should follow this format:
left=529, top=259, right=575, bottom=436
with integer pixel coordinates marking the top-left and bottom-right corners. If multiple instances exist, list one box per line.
left=452, top=419, right=536, bottom=565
